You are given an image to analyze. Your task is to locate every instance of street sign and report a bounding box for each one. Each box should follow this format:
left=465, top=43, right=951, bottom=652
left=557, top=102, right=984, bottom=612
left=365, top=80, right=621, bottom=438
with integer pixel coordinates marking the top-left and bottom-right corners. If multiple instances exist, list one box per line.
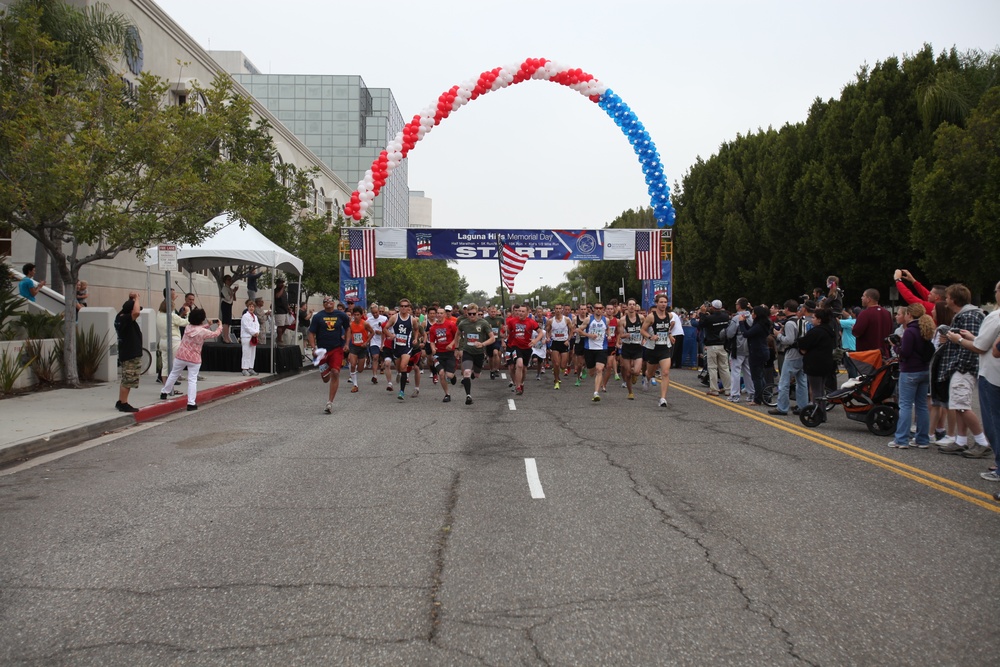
left=158, top=244, right=178, bottom=272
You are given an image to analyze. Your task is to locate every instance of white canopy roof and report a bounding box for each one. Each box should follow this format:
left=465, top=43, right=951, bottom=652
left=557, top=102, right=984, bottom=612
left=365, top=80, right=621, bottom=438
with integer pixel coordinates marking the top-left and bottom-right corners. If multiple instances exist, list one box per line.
left=144, top=214, right=303, bottom=274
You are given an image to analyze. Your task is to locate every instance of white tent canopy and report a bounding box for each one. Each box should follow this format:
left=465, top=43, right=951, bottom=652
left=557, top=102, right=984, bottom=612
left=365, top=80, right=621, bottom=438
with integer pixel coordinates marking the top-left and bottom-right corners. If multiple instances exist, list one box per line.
left=144, top=214, right=303, bottom=275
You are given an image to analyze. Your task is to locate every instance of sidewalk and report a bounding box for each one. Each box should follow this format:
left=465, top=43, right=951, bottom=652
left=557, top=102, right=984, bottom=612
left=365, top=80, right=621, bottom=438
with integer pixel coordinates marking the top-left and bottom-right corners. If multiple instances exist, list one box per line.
left=0, top=368, right=305, bottom=468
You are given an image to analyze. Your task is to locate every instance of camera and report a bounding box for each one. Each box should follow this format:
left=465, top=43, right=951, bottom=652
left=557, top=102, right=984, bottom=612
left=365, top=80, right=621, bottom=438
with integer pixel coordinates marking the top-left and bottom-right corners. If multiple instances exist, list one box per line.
left=886, top=333, right=901, bottom=346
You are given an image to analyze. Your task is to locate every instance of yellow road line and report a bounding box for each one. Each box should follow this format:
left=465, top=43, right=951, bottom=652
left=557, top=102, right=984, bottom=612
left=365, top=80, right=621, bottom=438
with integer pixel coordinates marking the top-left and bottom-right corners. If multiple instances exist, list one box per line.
left=672, top=383, right=1000, bottom=515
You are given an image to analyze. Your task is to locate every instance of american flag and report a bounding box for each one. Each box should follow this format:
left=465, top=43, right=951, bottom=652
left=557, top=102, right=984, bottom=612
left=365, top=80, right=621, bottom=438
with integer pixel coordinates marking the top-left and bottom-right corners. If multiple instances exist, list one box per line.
left=635, top=230, right=661, bottom=280
left=500, top=244, right=528, bottom=294
left=349, top=228, right=375, bottom=278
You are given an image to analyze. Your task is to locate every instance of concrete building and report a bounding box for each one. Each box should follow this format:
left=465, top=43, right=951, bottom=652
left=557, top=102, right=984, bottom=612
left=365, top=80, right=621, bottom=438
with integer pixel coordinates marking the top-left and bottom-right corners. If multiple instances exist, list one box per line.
left=408, top=191, right=433, bottom=229
left=5, top=0, right=353, bottom=313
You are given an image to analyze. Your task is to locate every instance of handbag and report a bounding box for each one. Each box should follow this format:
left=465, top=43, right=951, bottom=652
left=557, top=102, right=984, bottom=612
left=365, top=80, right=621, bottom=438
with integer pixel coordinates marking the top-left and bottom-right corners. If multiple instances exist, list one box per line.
left=250, top=334, right=258, bottom=347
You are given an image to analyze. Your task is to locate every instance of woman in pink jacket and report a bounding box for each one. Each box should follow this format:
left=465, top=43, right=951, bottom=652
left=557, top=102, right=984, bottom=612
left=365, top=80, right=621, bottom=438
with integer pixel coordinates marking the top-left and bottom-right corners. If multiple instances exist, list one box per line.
left=160, top=308, right=222, bottom=410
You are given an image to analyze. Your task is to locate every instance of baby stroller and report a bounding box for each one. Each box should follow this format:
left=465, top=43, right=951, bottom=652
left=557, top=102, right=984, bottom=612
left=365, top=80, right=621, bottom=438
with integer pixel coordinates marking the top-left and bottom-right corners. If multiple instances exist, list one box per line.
left=799, top=349, right=899, bottom=435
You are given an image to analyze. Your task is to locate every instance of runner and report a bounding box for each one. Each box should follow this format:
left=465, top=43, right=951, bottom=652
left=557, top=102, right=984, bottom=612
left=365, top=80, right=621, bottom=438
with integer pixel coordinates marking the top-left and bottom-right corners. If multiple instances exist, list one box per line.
left=456, top=303, right=496, bottom=404
left=572, top=303, right=589, bottom=386
left=600, top=305, right=619, bottom=393
left=505, top=303, right=543, bottom=395
left=346, top=305, right=375, bottom=393
left=366, top=302, right=387, bottom=385
left=384, top=298, right=423, bottom=400
left=545, top=304, right=574, bottom=390
left=307, top=296, right=350, bottom=414
left=484, top=305, right=505, bottom=379
left=618, top=299, right=644, bottom=400
left=640, top=294, right=675, bottom=407
left=427, top=305, right=459, bottom=402
left=582, top=303, right=611, bottom=401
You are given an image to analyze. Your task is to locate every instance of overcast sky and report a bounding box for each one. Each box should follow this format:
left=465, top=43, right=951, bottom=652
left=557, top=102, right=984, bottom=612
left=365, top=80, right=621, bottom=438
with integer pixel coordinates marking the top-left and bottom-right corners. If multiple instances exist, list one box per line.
left=156, top=0, right=998, bottom=299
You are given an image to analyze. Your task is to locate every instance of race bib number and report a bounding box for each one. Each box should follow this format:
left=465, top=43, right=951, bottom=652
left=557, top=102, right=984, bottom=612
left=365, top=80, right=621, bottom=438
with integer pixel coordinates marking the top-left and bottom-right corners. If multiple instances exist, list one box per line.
left=467, top=332, right=480, bottom=343
left=656, top=331, right=671, bottom=345
left=553, top=331, right=568, bottom=341
left=353, top=332, right=364, bottom=344
left=629, top=331, right=641, bottom=344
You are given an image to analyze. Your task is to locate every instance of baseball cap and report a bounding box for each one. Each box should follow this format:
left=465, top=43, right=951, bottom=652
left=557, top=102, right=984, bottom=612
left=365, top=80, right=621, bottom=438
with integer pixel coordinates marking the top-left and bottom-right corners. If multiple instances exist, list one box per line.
left=711, top=299, right=723, bottom=309
left=445, top=305, right=453, bottom=311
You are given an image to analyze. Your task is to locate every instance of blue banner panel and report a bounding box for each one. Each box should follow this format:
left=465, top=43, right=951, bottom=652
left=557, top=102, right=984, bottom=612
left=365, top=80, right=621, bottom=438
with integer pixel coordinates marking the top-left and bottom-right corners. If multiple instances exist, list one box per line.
left=641, top=261, right=672, bottom=310
left=339, top=260, right=367, bottom=308
left=408, top=229, right=604, bottom=261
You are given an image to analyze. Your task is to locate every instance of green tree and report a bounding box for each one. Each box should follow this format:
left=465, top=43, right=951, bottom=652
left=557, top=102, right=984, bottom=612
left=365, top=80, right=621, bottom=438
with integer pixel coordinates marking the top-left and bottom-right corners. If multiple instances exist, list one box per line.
left=0, top=12, right=287, bottom=385
left=910, top=87, right=1000, bottom=299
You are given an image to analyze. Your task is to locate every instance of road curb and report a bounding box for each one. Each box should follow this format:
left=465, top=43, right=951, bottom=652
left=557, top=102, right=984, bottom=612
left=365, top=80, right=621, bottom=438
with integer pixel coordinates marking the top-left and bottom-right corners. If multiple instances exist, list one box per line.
left=0, top=369, right=300, bottom=469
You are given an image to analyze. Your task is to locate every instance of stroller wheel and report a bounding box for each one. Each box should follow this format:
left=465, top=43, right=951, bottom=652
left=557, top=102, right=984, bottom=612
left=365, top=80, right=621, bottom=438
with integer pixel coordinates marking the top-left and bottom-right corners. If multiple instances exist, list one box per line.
left=866, top=404, right=898, bottom=437
left=761, top=382, right=779, bottom=407
left=799, top=403, right=825, bottom=428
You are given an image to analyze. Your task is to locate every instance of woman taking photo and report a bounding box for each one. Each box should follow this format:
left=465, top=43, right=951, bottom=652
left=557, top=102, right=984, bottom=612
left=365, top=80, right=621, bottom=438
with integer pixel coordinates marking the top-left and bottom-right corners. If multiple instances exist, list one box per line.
left=739, top=305, right=771, bottom=406
left=160, top=308, right=222, bottom=411
left=889, top=303, right=935, bottom=449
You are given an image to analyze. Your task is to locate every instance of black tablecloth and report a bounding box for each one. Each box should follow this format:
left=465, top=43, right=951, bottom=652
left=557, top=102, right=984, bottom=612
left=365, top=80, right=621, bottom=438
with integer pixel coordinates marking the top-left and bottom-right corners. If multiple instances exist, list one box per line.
left=200, top=342, right=303, bottom=374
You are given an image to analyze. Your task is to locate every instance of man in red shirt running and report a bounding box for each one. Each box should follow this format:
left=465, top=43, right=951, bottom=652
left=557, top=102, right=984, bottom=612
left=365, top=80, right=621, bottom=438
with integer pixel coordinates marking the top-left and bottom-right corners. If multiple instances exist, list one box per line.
left=427, top=307, right=459, bottom=402
left=506, top=303, right=544, bottom=395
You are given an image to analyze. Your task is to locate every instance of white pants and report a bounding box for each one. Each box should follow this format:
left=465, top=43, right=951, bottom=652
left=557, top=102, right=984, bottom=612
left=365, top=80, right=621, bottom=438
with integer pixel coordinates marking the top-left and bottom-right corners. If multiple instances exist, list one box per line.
left=162, top=357, right=201, bottom=406
left=730, top=353, right=754, bottom=398
left=241, top=337, right=257, bottom=371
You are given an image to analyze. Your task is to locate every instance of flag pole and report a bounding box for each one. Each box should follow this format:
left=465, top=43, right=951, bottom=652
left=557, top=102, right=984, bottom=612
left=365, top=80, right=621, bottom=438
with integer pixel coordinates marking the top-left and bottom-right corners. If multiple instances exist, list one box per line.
left=496, top=233, right=507, bottom=314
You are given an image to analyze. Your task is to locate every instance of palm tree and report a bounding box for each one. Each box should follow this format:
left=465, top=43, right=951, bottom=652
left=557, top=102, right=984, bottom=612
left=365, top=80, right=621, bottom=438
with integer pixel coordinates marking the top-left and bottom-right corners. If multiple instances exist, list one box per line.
left=6, top=0, right=140, bottom=290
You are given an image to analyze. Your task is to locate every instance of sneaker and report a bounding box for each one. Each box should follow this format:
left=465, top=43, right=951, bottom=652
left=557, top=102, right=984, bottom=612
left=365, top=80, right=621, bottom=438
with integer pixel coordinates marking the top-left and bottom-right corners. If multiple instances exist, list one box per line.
left=628, top=392, right=635, bottom=400
left=508, top=381, right=515, bottom=388
left=160, top=393, right=168, bottom=400
left=350, top=385, right=359, bottom=393
left=887, top=441, right=910, bottom=449
left=614, top=373, right=621, bottom=381
left=412, top=388, right=420, bottom=397
left=535, top=374, right=541, bottom=381
left=115, top=400, right=122, bottom=409
left=371, top=376, right=379, bottom=384
left=186, top=404, right=197, bottom=412
left=658, top=398, right=667, bottom=408
left=706, top=390, right=720, bottom=396
left=601, top=386, right=608, bottom=393
left=621, top=382, right=628, bottom=389
left=962, top=444, right=993, bottom=459
left=241, top=369, right=250, bottom=376
left=432, top=376, right=438, bottom=385
left=650, top=378, right=658, bottom=386
left=397, top=390, right=405, bottom=400
left=574, top=378, right=582, bottom=387
left=465, top=395, right=473, bottom=405
left=249, top=370, right=258, bottom=376
left=767, top=409, right=788, bottom=415
left=553, top=381, right=561, bottom=390
left=116, top=402, right=139, bottom=413
left=914, top=441, right=931, bottom=449
left=450, top=376, right=457, bottom=386
left=728, top=396, right=740, bottom=403
left=592, top=392, right=601, bottom=402
left=516, top=385, right=524, bottom=395
left=324, top=402, right=332, bottom=414
left=443, top=395, right=451, bottom=403
left=938, top=443, right=967, bottom=455
left=386, top=384, right=393, bottom=391
left=936, top=435, right=956, bottom=446
left=979, top=470, right=1000, bottom=482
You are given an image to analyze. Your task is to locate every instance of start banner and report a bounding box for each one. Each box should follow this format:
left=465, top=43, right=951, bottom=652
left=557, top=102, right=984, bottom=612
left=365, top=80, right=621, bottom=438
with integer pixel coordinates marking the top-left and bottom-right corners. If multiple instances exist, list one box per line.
left=404, top=229, right=605, bottom=261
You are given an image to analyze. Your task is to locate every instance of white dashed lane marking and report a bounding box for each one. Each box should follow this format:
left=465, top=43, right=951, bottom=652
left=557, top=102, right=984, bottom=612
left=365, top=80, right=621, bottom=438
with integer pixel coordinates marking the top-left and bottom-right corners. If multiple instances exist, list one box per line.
left=524, top=458, right=545, bottom=499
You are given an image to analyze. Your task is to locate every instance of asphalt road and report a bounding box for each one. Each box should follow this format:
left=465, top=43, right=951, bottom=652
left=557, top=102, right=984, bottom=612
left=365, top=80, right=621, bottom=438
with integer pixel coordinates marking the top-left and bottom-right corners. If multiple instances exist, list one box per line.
left=1, top=368, right=997, bottom=666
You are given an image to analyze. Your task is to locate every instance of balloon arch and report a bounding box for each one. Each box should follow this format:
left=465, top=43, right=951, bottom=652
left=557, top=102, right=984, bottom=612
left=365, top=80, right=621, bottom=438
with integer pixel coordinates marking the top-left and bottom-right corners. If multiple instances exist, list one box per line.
left=343, top=57, right=676, bottom=228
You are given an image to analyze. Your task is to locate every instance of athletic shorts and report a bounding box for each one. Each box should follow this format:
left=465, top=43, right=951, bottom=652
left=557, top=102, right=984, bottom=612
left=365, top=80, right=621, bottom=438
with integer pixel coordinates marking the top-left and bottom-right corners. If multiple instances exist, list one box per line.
left=321, top=347, right=344, bottom=373
left=948, top=371, right=974, bottom=411
left=435, top=352, right=456, bottom=375
left=348, top=344, right=368, bottom=358
left=509, top=347, right=532, bottom=365
left=368, top=344, right=381, bottom=358
left=573, top=340, right=586, bottom=356
left=607, top=346, right=617, bottom=357
left=461, top=351, right=485, bottom=374
left=584, top=349, right=608, bottom=369
left=391, top=344, right=419, bottom=360
left=644, top=345, right=672, bottom=364
left=120, top=357, right=142, bottom=389
left=620, top=343, right=644, bottom=360
left=550, top=340, right=569, bottom=353
left=488, top=341, right=502, bottom=354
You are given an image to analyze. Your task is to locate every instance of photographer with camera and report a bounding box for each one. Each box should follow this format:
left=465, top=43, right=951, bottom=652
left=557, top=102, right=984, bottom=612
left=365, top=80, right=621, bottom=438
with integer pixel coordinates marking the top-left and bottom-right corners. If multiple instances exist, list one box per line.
left=768, top=299, right=810, bottom=416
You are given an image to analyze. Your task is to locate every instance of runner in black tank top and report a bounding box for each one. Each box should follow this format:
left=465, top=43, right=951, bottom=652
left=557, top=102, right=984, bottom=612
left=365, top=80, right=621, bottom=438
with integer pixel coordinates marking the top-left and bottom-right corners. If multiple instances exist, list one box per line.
left=640, top=294, right=674, bottom=407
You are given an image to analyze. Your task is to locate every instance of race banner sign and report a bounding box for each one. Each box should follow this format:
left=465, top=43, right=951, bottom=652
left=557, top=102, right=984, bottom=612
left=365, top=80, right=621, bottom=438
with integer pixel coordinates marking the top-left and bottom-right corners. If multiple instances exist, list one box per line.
left=403, top=229, right=605, bottom=261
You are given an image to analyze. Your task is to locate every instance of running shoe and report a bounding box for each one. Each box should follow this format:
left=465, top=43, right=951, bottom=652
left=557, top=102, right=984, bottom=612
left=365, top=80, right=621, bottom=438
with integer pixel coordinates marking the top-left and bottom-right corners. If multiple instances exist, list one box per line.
left=650, top=378, right=658, bottom=386
left=371, top=376, right=379, bottom=384
left=621, top=382, right=627, bottom=389
left=553, top=381, right=561, bottom=390
left=324, top=402, right=333, bottom=414
left=386, top=384, right=393, bottom=391
left=443, top=395, right=451, bottom=403
left=581, top=370, right=588, bottom=380
left=979, top=470, right=1000, bottom=482
left=350, top=385, right=359, bottom=393
left=601, top=385, right=608, bottom=393
left=614, top=373, right=621, bottom=381
left=592, top=392, right=601, bottom=402
left=628, top=392, right=635, bottom=400
left=658, top=398, right=667, bottom=408
left=516, top=385, right=524, bottom=395
left=412, top=388, right=420, bottom=397
left=887, top=441, right=910, bottom=449
left=465, top=395, right=473, bottom=405
left=432, top=376, right=438, bottom=385
left=397, top=390, right=405, bottom=400
left=451, top=376, right=457, bottom=386
left=509, top=381, right=515, bottom=388
left=574, top=378, right=582, bottom=387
